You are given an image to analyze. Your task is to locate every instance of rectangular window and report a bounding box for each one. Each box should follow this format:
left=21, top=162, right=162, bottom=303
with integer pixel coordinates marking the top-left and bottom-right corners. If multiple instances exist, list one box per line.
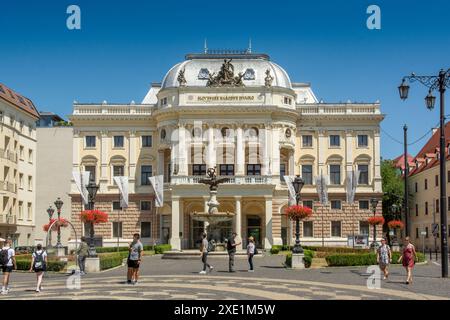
left=331, top=200, right=341, bottom=210
left=415, top=182, right=418, bottom=193
left=280, top=164, right=286, bottom=182
left=112, top=201, right=121, bottom=210
left=359, top=200, right=369, bottom=210
left=425, top=179, right=428, bottom=190
left=303, top=221, right=313, bottom=237
left=142, top=135, right=152, bottom=148
left=302, top=135, right=313, bottom=147
left=219, top=164, right=234, bottom=176
left=114, top=136, right=124, bottom=148
left=331, top=221, right=342, bottom=237
left=359, top=221, right=369, bottom=235
left=435, top=175, right=439, bottom=187
left=192, top=164, right=206, bottom=176
left=19, top=173, right=23, bottom=189
left=357, top=135, right=368, bottom=147
left=302, top=165, right=313, bottom=185
left=246, top=164, right=261, bottom=176
left=330, top=135, right=340, bottom=147
left=85, top=166, right=96, bottom=183
left=436, top=199, right=440, bottom=213
left=112, top=222, right=123, bottom=238
left=425, top=227, right=429, bottom=238
left=113, top=166, right=124, bottom=177
left=18, top=201, right=23, bottom=220
left=303, top=200, right=313, bottom=209
left=85, top=136, right=96, bottom=148
left=141, top=165, right=152, bottom=185
left=28, top=149, right=33, bottom=163
left=141, top=201, right=152, bottom=211
left=27, top=202, right=32, bottom=220
left=416, top=228, right=419, bottom=239
left=28, top=176, right=32, bottom=191
left=19, top=146, right=24, bottom=160
left=330, top=165, right=341, bottom=185
left=358, top=165, right=369, bottom=185
left=141, top=222, right=151, bottom=238
left=416, top=204, right=419, bottom=216
left=425, top=202, right=429, bottom=215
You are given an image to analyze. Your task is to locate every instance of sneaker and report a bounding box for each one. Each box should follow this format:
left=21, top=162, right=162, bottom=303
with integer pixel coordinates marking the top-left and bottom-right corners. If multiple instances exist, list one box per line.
left=199, top=271, right=207, bottom=274
left=35, top=289, right=40, bottom=293
left=133, top=281, right=138, bottom=285
left=1, top=290, right=7, bottom=295
left=127, top=280, right=132, bottom=285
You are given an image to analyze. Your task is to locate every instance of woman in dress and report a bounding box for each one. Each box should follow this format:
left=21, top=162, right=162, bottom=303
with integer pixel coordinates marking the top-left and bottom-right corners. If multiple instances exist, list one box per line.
left=376, top=237, right=391, bottom=279
left=397, top=236, right=416, bottom=284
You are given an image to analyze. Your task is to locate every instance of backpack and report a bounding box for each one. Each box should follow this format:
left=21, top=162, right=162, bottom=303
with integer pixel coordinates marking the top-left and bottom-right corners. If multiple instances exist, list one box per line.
left=34, top=251, right=45, bottom=269
left=207, top=241, right=215, bottom=252
left=0, top=249, right=10, bottom=266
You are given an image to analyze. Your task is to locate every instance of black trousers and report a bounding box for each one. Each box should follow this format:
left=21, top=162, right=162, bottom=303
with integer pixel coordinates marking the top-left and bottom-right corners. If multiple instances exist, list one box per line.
left=248, top=254, right=254, bottom=270
left=202, top=252, right=211, bottom=271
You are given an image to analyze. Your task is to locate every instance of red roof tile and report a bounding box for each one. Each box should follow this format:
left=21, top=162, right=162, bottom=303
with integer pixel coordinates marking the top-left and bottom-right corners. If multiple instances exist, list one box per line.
left=0, top=83, right=40, bottom=119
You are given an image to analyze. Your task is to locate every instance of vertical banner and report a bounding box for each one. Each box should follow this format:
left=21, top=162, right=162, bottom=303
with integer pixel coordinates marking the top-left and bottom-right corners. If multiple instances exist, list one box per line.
left=72, top=171, right=90, bottom=205
left=284, top=176, right=296, bottom=206
left=315, top=174, right=329, bottom=205
left=113, top=176, right=129, bottom=209
left=346, top=170, right=360, bottom=204
left=149, top=175, right=164, bottom=207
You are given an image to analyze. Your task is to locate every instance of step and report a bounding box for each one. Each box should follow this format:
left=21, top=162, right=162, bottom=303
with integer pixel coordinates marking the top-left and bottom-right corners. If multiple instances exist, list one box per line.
left=162, top=250, right=260, bottom=260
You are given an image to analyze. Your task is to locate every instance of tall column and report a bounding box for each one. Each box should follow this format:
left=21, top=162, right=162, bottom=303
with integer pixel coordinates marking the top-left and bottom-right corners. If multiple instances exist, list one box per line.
left=289, top=150, right=295, bottom=176
left=179, top=199, right=185, bottom=249
left=271, top=127, right=280, bottom=176
left=264, top=196, right=273, bottom=249
left=234, top=196, right=242, bottom=249
left=170, top=196, right=181, bottom=250
left=100, top=131, right=109, bottom=192
left=129, top=131, right=136, bottom=192
left=345, top=130, right=354, bottom=173
left=157, top=150, right=165, bottom=175
left=207, top=126, right=216, bottom=169
left=373, top=129, right=382, bottom=192
left=178, top=124, right=188, bottom=176
left=159, top=214, right=164, bottom=243
left=236, top=126, right=245, bottom=175
left=318, top=130, right=326, bottom=176
left=261, top=126, right=271, bottom=176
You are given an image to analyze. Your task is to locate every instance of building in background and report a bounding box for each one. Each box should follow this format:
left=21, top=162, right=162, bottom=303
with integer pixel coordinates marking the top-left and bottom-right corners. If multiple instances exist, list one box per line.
left=35, top=113, right=73, bottom=246
left=70, top=50, right=384, bottom=249
left=408, top=123, right=450, bottom=251
left=0, top=83, right=39, bottom=246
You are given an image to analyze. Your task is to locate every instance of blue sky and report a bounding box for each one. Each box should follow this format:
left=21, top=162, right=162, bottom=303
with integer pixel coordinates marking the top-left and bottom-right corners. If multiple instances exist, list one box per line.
left=1, top=0, right=449, bottom=159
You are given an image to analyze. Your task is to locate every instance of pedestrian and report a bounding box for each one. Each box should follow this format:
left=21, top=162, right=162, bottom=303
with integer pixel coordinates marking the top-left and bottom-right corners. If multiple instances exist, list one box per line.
left=127, top=233, right=144, bottom=285
left=376, top=237, right=391, bottom=280
left=29, top=244, right=47, bottom=292
left=247, top=236, right=255, bottom=272
left=1, top=239, right=16, bottom=295
left=199, top=233, right=213, bottom=274
left=397, top=236, right=416, bottom=284
left=226, top=232, right=241, bottom=272
left=77, top=237, right=89, bottom=275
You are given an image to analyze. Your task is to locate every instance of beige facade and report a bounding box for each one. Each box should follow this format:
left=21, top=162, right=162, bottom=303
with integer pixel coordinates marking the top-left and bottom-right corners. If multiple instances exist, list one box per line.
left=70, top=52, right=384, bottom=249
left=0, top=84, right=39, bottom=246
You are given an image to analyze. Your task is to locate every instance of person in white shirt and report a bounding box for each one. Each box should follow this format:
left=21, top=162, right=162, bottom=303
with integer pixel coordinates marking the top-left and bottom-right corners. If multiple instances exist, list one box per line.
left=1, top=240, right=16, bottom=295
left=29, top=244, right=48, bottom=292
left=199, top=233, right=213, bottom=274
left=247, top=236, right=256, bottom=272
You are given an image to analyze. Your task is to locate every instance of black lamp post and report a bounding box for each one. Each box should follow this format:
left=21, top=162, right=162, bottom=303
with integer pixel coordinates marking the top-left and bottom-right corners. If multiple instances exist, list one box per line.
left=390, top=203, right=401, bottom=246
left=46, top=205, right=55, bottom=247
left=370, top=198, right=379, bottom=250
left=54, top=198, right=63, bottom=248
left=398, top=69, right=450, bottom=278
left=86, top=176, right=99, bottom=257
left=291, top=175, right=305, bottom=254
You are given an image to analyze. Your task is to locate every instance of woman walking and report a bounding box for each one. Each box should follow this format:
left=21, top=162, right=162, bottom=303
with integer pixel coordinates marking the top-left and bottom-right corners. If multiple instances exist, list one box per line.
left=376, top=237, right=391, bottom=279
left=29, top=244, right=47, bottom=293
left=397, top=236, right=416, bottom=284
left=247, top=236, right=255, bottom=272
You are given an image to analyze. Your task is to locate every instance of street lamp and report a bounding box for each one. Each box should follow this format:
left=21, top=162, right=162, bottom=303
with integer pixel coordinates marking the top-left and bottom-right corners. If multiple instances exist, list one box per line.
left=390, top=203, right=402, bottom=246
left=54, top=198, right=63, bottom=248
left=370, top=198, right=379, bottom=249
left=86, top=175, right=99, bottom=257
left=398, top=68, right=450, bottom=278
left=291, top=175, right=305, bottom=254
left=46, top=205, right=55, bottom=247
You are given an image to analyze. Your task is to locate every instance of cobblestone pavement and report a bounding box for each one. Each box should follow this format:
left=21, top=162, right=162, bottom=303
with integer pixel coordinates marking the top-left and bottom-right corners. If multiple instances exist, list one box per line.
left=1, top=255, right=449, bottom=300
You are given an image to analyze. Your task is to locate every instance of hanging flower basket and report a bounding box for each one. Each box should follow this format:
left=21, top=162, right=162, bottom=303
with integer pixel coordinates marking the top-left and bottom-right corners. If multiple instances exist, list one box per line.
left=285, top=205, right=313, bottom=221
left=367, top=216, right=385, bottom=226
left=388, top=220, right=404, bottom=230
left=80, top=210, right=109, bottom=224
left=43, top=218, right=69, bottom=232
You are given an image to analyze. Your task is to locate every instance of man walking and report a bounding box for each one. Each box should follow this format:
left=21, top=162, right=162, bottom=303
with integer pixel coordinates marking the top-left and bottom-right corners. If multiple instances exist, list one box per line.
left=77, top=237, right=89, bottom=275
left=127, top=233, right=144, bottom=285
left=1, top=239, right=16, bottom=295
left=199, top=233, right=213, bottom=274
left=227, top=232, right=241, bottom=272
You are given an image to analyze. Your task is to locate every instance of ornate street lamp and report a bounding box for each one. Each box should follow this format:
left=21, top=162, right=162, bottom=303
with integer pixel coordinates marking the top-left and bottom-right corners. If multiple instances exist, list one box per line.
left=54, top=198, right=63, bottom=248
left=398, top=68, right=450, bottom=278
left=86, top=175, right=99, bottom=257
left=46, top=205, right=55, bottom=247
left=370, top=198, right=379, bottom=249
left=291, top=175, right=305, bottom=254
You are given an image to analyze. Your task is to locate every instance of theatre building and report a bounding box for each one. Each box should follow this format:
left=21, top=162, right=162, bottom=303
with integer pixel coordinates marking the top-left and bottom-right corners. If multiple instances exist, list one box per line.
left=69, top=50, right=384, bottom=249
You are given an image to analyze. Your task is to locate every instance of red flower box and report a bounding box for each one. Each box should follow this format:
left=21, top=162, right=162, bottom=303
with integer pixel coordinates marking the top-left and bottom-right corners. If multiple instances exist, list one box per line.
left=388, top=220, right=404, bottom=229
left=43, top=218, right=69, bottom=232
left=285, top=205, right=313, bottom=221
left=80, top=210, right=108, bottom=224
left=367, top=216, right=385, bottom=226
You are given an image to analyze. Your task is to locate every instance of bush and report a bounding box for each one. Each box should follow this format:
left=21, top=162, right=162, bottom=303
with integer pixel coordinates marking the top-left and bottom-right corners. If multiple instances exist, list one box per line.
left=154, top=244, right=171, bottom=254
left=284, top=249, right=314, bottom=268
left=95, top=247, right=129, bottom=253
left=303, top=246, right=371, bottom=254
left=326, top=252, right=426, bottom=267
left=15, top=258, right=66, bottom=272
left=270, top=245, right=282, bottom=254
left=99, top=252, right=129, bottom=270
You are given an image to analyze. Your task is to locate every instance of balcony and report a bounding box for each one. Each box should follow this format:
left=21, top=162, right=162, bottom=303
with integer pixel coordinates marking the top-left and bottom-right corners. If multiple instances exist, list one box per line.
left=0, top=214, right=17, bottom=225
left=298, top=103, right=381, bottom=115
left=170, top=175, right=273, bottom=185
left=0, top=149, right=18, bottom=163
left=0, top=181, right=17, bottom=193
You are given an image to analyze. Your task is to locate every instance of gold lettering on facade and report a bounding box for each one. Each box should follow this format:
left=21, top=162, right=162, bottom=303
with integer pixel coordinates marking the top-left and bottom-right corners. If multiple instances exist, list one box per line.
left=196, top=95, right=255, bottom=102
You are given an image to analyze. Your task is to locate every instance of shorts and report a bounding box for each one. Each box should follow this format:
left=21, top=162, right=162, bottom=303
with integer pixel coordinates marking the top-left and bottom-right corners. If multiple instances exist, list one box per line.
left=1, top=266, right=13, bottom=273
left=127, top=259, right=140, bottom=269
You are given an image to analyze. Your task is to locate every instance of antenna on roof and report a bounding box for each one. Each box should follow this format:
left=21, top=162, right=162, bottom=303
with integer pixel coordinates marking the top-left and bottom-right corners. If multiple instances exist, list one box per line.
left=204, top=38, right=208, bottom=54
left=247, top=38, right=252, bottom=53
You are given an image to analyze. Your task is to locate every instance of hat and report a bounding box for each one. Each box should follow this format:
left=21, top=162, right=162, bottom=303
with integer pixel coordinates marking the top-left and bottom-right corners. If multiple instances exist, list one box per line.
left=248, top=236, right=254, bottom=241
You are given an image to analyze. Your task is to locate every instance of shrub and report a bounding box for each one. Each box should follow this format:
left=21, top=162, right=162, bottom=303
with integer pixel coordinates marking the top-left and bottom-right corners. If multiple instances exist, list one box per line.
left=303, top=246, right=371, bottom=254
left=99, top=252, right=129, bottom=270
left=284, top=250, right=313, bottom=268
left=15, top=258, right=66, bottom=272
left=326, top=252, right=426, bottom=266
left=154, top=244, right=171, bottom=254
left=95, top=247, right=129, bottom=253
left=270, top=245, right=282, bottom=254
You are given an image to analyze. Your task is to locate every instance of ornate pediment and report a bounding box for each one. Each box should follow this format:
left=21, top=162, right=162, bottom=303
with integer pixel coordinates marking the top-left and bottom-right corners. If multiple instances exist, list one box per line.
left=206, top=59, right=244, bottom=87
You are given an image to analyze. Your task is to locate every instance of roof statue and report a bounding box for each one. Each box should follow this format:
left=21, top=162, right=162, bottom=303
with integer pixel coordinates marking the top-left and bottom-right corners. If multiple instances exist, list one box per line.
left=206, top=59, right=245, bottom=87
left=264, top=69, right=274, bottom=88
left=177, top=68, right=187, bottom=87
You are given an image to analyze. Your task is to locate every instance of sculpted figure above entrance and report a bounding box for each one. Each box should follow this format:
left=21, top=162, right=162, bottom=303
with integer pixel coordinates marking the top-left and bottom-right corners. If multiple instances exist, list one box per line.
left=206, top=59, right=245, bottom=87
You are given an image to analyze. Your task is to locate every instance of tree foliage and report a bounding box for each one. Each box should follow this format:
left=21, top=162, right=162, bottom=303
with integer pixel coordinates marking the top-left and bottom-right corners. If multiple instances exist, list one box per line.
left=381, top=159, right=404, bottom=221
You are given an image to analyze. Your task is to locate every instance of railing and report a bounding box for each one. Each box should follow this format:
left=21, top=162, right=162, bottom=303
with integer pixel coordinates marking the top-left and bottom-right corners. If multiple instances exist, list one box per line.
left=0, top=214, right=17, bottom=225
left=0, top=181, right=17, bottom=193
left=170, top=175, right=273, bottom=185
left=298, top=104, right=380, bottom=115
left=0, top=149, right=18, bottom=163
left=73, top=104, right=154, bottom=115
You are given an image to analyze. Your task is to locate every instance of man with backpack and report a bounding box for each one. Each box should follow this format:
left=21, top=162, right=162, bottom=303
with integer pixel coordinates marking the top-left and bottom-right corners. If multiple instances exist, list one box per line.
left=29, top=244, right=47, bottom=292
left=1, top=239, right=16, bottom=295
left=227, top=232, right=241, bottom=272
left=199, top=233, right=214, bottom=274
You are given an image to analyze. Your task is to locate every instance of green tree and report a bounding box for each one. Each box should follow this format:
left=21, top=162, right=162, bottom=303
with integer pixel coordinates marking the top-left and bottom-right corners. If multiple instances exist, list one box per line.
left=381, top=159, right=404, bottom=222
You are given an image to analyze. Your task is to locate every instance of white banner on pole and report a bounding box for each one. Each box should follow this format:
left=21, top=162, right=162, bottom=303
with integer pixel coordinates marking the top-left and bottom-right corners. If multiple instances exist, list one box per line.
left=346, top=170, right=360, bottom=204
left=315, top=174, right=329, bottom=205
left=149, top=175, right=164, bottom=207
left=113, top=176, right=129, bottom=208
left=72, top=171, right=90, bottom=205
left=284, top=176, right=296, bottom=206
